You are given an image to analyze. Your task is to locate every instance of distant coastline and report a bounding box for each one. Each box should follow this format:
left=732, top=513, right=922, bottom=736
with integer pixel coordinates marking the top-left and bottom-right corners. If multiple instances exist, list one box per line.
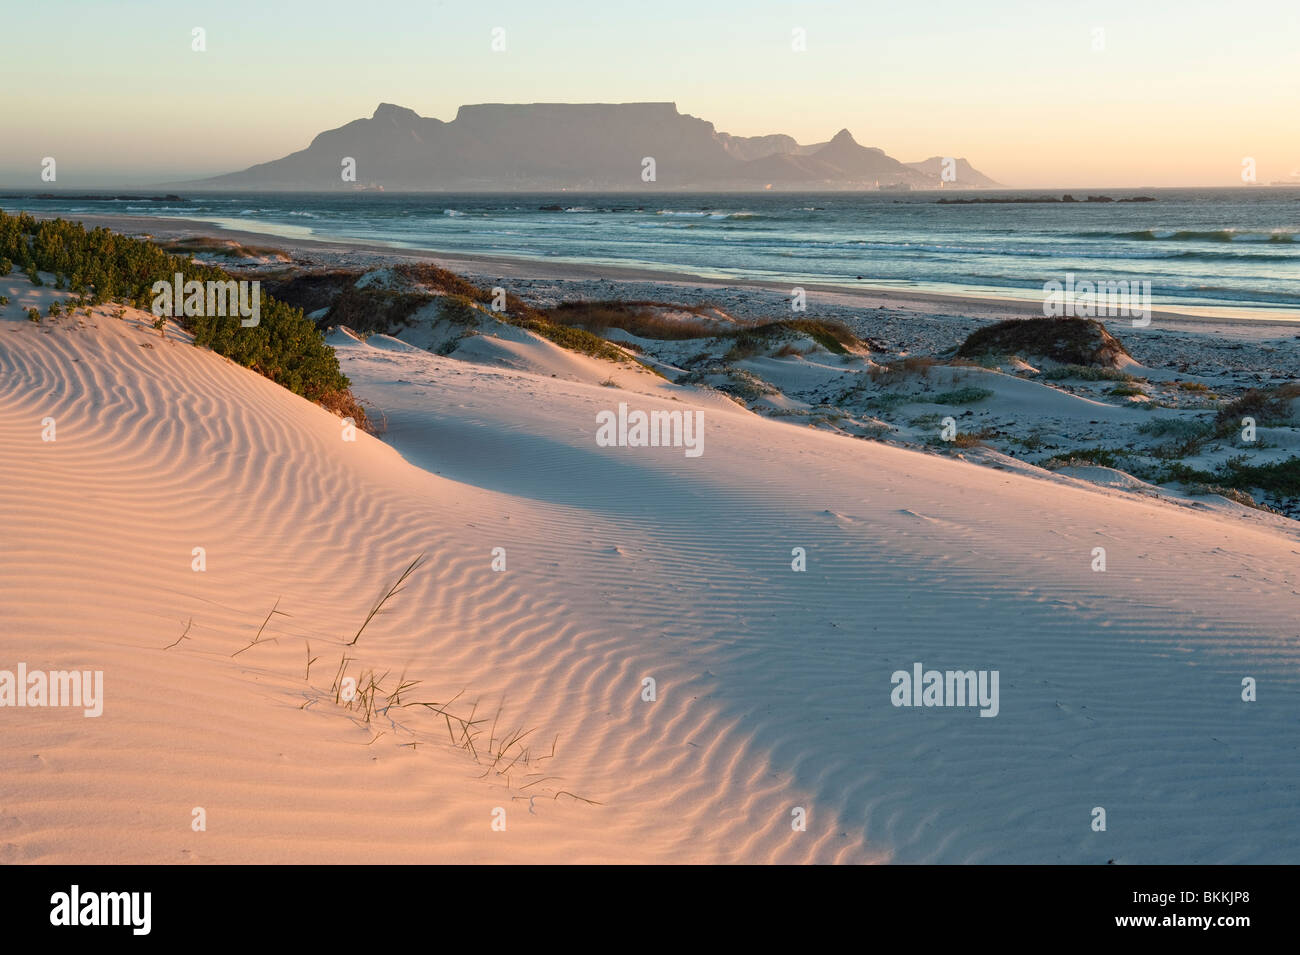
left=19, top=208, right=1300, bottom=327
left=936, top=194, right=1157, bottom=204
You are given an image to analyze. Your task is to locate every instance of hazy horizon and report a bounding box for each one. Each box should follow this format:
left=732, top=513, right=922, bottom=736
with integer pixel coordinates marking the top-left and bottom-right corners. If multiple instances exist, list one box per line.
left=3, top=0, right=1298, bottom=188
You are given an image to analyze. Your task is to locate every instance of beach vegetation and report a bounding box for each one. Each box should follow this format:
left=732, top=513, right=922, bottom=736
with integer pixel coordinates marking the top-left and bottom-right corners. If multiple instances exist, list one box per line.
left=0, top=209, right=363, bottom=426
left=157, top=236, right=291, bottom=262
left=546, top=300, right=862, bottom=357
left=1176, top=482, right=1263, bottom=509
left=932, top=386, right=993, bottom=404
left=958, top=317, right=1131, bottom=367
left=1159, top=455, right=1300, bottom=499
left=932, top=426, right=997, bottom=449
left=908, top=413, right=944, bottom=429
left=548, top=300, right=725, bottom=340
left=1215, top=383, right=1300, bottom=429
left=718, top=319, right=859, bottom=360
left=1040, top=447, right=1129, bottom=469
left=518, top=317, right=630, bottom=362
left=1007, top=429, right=1048, bottom=451
left=862, top=392, right=912, bottom=410
left=1137, top=417, right=1215, bottom=458
left=868, top=355, right=935, bottom=383
left=776, top=318, right=858, bottom=354
left=264, top=268, right=365, bottom=316
left=326, top=285, right=433, bottom=333
left=1039, top=364, right=1136, bottom=382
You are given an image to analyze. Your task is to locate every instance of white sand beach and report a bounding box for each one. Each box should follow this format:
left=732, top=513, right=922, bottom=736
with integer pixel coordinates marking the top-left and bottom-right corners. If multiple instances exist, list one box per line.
left=2, top=266, right=1297, bottom=864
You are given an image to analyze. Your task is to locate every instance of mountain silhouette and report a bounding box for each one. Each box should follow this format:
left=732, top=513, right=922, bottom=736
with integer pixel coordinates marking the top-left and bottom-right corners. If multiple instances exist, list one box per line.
left=188, top=102, right=999, bottom=190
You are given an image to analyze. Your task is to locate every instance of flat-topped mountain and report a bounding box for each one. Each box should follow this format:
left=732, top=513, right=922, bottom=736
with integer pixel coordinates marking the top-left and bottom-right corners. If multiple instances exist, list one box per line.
left=190, top=102, right=998, bottom=191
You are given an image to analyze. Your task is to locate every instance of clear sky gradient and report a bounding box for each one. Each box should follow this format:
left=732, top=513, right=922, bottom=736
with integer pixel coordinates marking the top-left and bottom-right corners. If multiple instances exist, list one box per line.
left=2, top=0, right=1297, bottom=187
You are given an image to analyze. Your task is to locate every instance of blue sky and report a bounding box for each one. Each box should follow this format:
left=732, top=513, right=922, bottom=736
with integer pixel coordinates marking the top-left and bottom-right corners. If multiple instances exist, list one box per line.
left=2, top=0, right=1297, bottom=186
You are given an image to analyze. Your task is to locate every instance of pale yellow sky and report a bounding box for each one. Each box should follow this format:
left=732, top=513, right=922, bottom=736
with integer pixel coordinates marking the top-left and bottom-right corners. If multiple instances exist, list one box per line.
left=1, top=0, right=1297, bottom=187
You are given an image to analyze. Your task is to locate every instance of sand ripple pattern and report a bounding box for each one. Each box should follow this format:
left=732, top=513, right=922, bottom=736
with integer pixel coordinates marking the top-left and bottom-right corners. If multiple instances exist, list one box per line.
left=1, top=309, right=1297, bottom=863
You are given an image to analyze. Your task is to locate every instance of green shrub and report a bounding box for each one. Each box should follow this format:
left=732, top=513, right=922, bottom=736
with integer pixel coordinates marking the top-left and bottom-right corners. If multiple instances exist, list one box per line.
left=325, top=285, right=434, bottom=334
left=0, top=209, right=357, bottom=416
left=862, top=392, right=911, bottom=410
left=1137, top=417, right=1214, bottom=459
left=437, top=294, right=484, bottom=327
left=1040, top=447, right=1127, bottom=469
left=932, top=387, right=993, bottom=404
left=1161, top=456, right=1300, bottom=498
left=517, top=316, right=628, bottom=362
left=1040, top=364, right=1135, bottom=382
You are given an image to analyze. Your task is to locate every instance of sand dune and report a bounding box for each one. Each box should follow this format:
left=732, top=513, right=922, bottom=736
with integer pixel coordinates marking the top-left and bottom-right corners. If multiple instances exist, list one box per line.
left=2, top=277, right=1297, bottom=863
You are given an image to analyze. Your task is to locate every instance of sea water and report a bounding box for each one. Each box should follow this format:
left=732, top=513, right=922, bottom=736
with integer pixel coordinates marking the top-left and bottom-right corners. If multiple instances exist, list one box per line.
left=9, top=187, right=1299, bottom=319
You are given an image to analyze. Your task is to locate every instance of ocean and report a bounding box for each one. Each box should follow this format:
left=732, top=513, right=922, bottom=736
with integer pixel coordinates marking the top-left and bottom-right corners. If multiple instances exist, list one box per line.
left=8, top=188, right=1300, bottom=319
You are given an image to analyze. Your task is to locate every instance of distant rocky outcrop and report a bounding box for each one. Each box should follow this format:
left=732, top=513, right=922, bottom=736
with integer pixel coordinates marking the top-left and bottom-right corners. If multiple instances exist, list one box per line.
left=187, top=102, right=999, bottom=191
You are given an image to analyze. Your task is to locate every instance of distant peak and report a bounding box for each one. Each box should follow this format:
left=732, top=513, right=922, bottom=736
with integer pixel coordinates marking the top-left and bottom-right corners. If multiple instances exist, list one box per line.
left=373, top=103, right=420, bottom=121
left=829, top=128, right=857, bottom=144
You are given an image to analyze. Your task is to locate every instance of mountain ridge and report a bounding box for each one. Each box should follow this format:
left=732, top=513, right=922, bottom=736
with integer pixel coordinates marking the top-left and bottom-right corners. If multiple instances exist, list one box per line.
left=187, top=102, right=1000, bottom=191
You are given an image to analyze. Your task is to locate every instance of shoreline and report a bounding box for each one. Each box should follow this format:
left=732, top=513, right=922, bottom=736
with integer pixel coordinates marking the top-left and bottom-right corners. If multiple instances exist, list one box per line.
left=24, top=211, right=1300, bottom=336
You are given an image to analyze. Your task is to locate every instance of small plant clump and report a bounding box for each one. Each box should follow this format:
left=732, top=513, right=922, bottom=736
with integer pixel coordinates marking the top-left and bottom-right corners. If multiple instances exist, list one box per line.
left=938, top=427, right=998, bottom=449
left=1040, top=447, right=1128, bottom=470
left=932, top=387, right=994, bottom=405
left=1039, top=364, right=1136, bottom=382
